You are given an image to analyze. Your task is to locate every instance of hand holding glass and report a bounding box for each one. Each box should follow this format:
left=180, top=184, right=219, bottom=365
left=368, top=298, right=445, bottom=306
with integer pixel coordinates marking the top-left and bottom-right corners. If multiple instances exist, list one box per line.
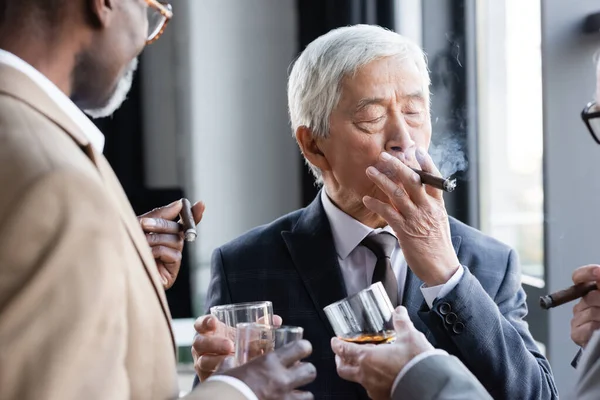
left=324, top=282, right=396, bottom=344
left=235, top=324, right=304, bottom=366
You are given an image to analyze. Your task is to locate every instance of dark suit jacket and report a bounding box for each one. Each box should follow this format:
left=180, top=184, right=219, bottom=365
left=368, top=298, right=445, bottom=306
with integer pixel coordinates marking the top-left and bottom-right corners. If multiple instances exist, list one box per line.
left=204, top=194, right=558, bottom=399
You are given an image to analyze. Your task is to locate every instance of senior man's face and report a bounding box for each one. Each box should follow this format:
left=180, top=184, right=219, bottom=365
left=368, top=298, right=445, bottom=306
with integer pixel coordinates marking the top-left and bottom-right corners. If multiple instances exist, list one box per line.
left=320, top=56, right=432, bottom=208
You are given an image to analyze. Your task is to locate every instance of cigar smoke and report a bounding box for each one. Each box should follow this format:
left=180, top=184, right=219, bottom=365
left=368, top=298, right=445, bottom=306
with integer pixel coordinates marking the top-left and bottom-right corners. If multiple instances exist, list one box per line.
left=428, top=135, right=469, bottom=178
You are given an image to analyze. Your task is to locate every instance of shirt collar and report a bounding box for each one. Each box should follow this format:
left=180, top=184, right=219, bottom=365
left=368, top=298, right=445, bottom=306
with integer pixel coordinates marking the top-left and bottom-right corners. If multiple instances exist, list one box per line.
left=0, top=49, right=105, bottom=153
left=320, top=189, right=396, bottom=259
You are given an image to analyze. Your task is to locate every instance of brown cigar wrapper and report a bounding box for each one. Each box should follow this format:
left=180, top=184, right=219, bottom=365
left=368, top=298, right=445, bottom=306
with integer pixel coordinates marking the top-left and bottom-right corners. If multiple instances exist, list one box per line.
left=180, top=198, right=197, bottom=242
left=539, top=282, right=597, bottom=309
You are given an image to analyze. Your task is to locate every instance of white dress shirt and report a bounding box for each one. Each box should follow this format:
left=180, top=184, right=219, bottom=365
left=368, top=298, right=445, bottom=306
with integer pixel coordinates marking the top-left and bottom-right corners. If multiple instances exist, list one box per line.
left=0, top=49, right=258, bottom=400
left=320, top=190, right=464, bottom=398
left=320, top=189, right=463, bottom=308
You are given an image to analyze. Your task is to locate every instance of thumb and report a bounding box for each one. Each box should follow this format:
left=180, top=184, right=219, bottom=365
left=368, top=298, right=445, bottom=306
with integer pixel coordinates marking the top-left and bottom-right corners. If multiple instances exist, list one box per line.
left=192, top=201, right=206, bottom=224
left=392, top=306, right=414, bottom=333
left=331, top=337, right=361, bottom=365
left=572, top=265, right=600, bottom=285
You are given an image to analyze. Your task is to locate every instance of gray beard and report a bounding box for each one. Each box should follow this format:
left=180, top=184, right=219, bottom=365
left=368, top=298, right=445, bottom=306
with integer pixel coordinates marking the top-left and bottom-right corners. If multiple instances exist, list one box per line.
left=83, top=58, right=138, bottom=119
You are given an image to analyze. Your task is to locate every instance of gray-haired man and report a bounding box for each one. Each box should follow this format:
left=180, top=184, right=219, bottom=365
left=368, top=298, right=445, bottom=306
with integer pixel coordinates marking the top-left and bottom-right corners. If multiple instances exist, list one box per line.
left=193, top=24, right=557, bottom=399
left=330, top=42, right=600, bottom=400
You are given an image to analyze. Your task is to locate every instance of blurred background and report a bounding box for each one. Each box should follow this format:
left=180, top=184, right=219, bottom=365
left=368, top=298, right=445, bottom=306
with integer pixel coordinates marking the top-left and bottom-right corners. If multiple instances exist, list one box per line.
left=94, top=0, right=600, bottom=395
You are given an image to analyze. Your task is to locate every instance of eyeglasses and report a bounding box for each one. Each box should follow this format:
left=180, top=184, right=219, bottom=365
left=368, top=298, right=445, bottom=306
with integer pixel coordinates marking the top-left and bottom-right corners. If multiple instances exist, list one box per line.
left=582, top=102, right=600, bottom=145
left=145, top=0, right=173, bottom=44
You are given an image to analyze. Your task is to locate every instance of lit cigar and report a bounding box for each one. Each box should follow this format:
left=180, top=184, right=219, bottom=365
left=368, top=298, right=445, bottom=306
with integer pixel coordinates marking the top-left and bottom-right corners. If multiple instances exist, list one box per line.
left=180, top=198, right=197, bottom=242
left=539, top=282, right=597, bottom=309
left=410, top=168, right=457, bottom=192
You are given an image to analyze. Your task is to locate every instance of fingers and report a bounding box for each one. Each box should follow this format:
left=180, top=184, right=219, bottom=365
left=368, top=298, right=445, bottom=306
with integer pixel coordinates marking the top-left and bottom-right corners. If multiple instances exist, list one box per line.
left=140, top=218, right=182, bottom=234
left=139, top=199, right=183, bottom=221
left=362, top=196, right=406, bottom=228
left=572, top=265, right=600, bottom=285
left=197, top=354, right=229, bottom=380
left=415, top=148, right=441, bottom=176
left=330, top=337, right=362, bottom=366
left=244, top=339, right=275, bottom=361
left=573, top=291, right=600, bottom=314
left=140, top=199, right=205, bottom=233
left=193, top=315, right=235, bottom=353
left=194, top=315, right=218, bottom=334
left=256, top=314, right=283, bottom=326
left=276, top=340, right=313, bottom=367
left=192, top=346, right=199, bottom=363
left=571, top=321, right=600, bottom=348
left=145, top=233, right=184, bottom=251
left=151, top=245, right=182, bottom=265
left=287, top=362, right=318, bottom=389
left=192, top=201, right=206, bottom=225
left=366, top=166, right=420, bottom=216
left=193, top=333, right=235, bottom=356
left=157, top=264, right=177, bottom=288
left=274, top=315, right=283, bottom=327
left=415, top=148, right=444, bottom=200
left=286, top=391, right=315, bottom=400
left=371, top=152, right=427, bottom=202
left=335, top=354, right=360, bottom=382
left=570, top=295, right=600, bottom=348
left=572, top=304, right=600, bottom=328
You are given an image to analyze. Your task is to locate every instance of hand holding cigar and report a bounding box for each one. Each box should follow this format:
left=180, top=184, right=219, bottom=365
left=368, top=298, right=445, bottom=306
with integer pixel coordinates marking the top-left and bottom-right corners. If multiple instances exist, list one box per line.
left=180, top=198, right=197, bottom=242
left=138, top=199, right=205, bottom=289
left=410, top=167, right=457, bottom=193
left=539, top=282, right=597, bottom=309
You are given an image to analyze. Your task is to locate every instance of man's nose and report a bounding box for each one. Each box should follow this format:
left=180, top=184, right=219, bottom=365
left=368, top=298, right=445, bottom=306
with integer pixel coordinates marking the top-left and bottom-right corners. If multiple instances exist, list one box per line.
left=385, top=118, right=415, bottom=154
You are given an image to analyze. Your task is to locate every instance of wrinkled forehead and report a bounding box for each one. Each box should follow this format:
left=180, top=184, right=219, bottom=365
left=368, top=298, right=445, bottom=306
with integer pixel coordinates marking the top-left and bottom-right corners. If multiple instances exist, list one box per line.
left=338, top=56, right=428, bottom=106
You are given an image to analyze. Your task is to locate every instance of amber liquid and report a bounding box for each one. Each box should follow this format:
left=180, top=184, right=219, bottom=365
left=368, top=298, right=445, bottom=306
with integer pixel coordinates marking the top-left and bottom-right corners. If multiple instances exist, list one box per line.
left=341, top=331, right=396, bottom=344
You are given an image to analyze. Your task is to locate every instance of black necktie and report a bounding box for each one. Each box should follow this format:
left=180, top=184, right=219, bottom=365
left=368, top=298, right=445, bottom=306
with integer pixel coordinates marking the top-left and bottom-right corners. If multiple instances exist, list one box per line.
left=360, top=232, right=399, bottom=307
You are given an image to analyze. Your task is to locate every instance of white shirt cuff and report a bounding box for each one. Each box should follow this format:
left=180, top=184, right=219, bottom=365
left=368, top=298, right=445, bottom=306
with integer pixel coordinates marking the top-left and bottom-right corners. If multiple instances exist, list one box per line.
left=205, top=375, right=258, bottom=400
left=420, top=265, right=465, bottom=308
left=391, top=349, right=450, bottom=396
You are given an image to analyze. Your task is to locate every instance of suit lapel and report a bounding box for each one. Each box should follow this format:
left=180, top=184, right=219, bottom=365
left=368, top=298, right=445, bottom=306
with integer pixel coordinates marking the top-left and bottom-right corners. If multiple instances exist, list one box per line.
left=95, top=154, right=176, bottom=351
left=0, top=65, right=176, bottom=351
left=402, top=234, right=463, bottom=340
left=281, top=195, right=348, bottom=337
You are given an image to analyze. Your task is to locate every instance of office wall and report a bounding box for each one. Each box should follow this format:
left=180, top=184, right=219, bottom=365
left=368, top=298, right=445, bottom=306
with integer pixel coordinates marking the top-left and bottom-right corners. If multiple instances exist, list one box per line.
left=542, top=0, right=600, bottom=394
left=141, top=0, right=301, bottom=312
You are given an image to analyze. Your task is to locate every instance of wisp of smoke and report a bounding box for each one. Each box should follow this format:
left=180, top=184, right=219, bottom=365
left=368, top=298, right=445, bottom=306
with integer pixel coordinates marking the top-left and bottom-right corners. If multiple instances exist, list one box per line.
left=428, top=135, right=469, bottom=178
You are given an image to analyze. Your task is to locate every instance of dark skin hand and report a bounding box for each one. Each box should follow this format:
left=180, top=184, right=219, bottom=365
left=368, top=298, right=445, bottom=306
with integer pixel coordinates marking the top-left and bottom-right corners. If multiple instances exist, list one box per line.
left=138, top=199, right=205, bottom=289
left=215, top=340, right=317, bottom=400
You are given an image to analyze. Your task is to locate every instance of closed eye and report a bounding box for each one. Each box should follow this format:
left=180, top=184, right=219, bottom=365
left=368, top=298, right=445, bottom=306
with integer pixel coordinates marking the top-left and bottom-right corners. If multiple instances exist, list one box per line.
left=362, top=116, right=385, bottom=123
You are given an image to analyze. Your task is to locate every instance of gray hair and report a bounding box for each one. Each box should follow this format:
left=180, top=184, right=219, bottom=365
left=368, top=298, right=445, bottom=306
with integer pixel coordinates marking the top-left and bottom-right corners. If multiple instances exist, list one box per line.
left=288, top=24, right=431, bottom=182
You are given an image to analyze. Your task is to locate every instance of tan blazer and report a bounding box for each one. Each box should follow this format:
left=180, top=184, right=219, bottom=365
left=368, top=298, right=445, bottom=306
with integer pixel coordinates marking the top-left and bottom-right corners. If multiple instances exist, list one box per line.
left=0, top=64, right=245, bottom=400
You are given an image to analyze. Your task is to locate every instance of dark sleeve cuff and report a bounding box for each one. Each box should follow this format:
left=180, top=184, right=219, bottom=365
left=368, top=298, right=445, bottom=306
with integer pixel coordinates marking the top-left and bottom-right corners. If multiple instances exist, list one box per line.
left=572, top=348, right=583, bottom=369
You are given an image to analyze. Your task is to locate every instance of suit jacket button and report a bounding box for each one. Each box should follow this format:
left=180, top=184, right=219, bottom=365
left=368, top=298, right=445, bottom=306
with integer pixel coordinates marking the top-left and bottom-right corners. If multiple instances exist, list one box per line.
left=438, top=302, right=451, bottom=315
left=453, top=322, right=465, bottom=334
left=444, top=312, right=458, bottom=325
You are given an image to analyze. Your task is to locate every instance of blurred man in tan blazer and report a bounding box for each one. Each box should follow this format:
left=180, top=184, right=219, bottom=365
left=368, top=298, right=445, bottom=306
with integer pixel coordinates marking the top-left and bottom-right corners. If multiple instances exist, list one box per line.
left=0, top=1, right=316, bottom=399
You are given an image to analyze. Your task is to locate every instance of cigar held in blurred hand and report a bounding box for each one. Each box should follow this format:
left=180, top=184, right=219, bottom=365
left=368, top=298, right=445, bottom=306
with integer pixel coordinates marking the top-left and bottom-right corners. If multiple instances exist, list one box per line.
left=539, top=282, right=597, bottom=309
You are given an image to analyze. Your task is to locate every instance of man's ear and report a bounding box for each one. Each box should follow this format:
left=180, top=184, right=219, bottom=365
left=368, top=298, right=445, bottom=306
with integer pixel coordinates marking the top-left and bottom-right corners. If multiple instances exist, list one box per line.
left=86, top=0, right=115, bottom=28
left=295, top=126, right=331, bottom=173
